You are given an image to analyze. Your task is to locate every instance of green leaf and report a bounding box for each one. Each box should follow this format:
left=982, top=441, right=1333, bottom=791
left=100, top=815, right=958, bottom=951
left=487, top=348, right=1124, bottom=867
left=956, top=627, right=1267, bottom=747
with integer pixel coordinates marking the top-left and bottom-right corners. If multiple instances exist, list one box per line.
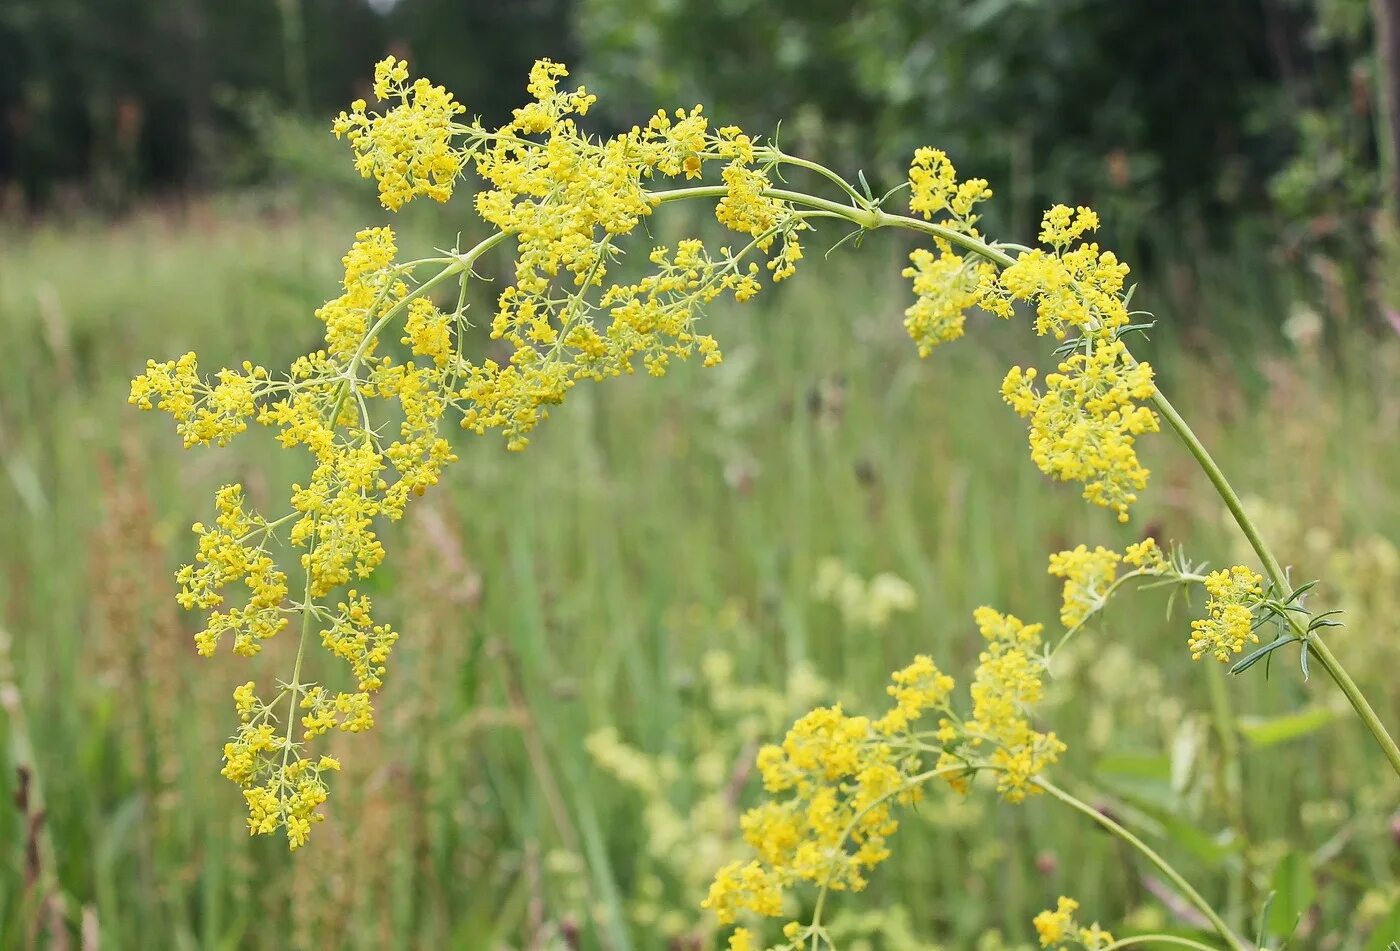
left=1229, top=635, right=1300, bottom=675
left=1266, top=851, right=1315, bottom=939
left=1238, top=707, right=1337, bottom=749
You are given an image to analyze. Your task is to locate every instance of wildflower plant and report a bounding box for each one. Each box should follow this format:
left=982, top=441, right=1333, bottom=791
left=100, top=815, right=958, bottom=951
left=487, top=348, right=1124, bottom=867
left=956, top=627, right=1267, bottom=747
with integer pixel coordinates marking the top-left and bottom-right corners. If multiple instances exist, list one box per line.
left=131, top=53, right=1400, bottom=948
left=1030, top=897, right=1121, bottom=950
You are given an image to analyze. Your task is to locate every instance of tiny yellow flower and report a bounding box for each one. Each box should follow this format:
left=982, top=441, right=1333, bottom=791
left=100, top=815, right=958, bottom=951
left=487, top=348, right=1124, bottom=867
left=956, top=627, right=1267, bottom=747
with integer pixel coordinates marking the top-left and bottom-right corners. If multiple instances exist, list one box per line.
left=1124, top=536, right=1166, bottom=570
left=1048, top=545, right=1122, bottom=629
left=1033, top=896, right=1079, bottom=946
left=1188, top=566, right=1265, bottom=662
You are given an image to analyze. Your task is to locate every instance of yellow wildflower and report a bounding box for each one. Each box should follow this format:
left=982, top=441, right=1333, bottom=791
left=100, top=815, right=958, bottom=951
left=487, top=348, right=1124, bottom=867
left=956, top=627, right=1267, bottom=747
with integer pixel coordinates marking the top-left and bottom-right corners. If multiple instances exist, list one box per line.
left=1048, top=545, right=1122, bottom=629
left=1188, top=566, right=1265, bottom=661
left=875, top=654, right=955, bottom=734
left=402, top=297, right=453, bottom=368
left=727, top=928, right=756, bottom=951
left=140, top=56, right=806, bottom=850
left=129, top=353, right=270, bottom=448
left=1033, top=896, right=1079, bottom=946
left=715, top=161, right=782, bottom=241
left=908, top=147, right=991, bottom=231
left=901, top=240, right=1003, bottom=355
left=710, top=606, right=1065, bottom=938
left=995, top=205, right=1132, bottom=340
left=967, top=607, right=1065, bottom=801
left=1123, top=536, right=1167, bottom=570
left=703, top=860, right=784, bottom=924
left=1001, top=341, right=1159, bottom=521
left=1038, top=204, right=1100, bottom=247
left=333, top=56, right=467, bottom=210
left=1078, top=922, right=1115, bottom=949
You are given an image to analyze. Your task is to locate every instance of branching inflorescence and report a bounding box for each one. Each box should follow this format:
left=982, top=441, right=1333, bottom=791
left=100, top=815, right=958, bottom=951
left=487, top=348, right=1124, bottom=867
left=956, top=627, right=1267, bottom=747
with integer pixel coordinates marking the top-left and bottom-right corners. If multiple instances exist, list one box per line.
left=132, top=54, right=1399, bottom=949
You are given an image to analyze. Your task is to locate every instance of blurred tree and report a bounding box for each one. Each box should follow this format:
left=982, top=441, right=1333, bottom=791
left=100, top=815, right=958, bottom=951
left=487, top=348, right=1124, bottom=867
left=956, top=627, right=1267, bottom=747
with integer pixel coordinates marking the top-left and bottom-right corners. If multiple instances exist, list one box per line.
left=0, top=0, right=386, bottom=210
left=576, top=0, right=1374, bottom=242
left=0, top=0, right=1389, bottom=249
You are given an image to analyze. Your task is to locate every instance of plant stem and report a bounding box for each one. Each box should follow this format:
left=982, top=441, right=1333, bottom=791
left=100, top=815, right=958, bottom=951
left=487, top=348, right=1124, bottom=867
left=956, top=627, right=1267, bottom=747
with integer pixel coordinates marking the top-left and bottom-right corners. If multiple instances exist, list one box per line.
left=768, top=149, right=871, bottom=208
left=1303, top=635, right=1400, bottom=774
left=277, top=515, right=318, bottom=804
left=1148, top=388, right=1400, bottom=779
left=805, top=766, right=959, bottom=946
left=1034, top=779, right=1248, bottom=951
left=651, top=173, right=1400, bottom=776
left=346, top=231, right=508, bottom=375
left=272, top=231, right=514, bottom=821
left=1101, top=937, right=1224, bottom=951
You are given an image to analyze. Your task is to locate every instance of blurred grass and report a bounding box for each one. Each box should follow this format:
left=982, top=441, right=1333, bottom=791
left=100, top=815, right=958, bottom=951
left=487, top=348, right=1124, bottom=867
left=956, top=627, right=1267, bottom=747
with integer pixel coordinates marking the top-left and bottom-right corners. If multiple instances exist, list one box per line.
left=1, top=197, right=1398, bottom=949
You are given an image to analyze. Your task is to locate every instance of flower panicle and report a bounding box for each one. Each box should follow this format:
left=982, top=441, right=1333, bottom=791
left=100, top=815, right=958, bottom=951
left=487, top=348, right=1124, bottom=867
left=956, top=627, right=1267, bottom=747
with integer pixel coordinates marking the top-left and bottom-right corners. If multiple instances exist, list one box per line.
left=133, top=57, right=822, bottom=849
left=1032, top=895, right=1116, bottom=950
left=899, top=163, right=1159, bottom=522
left=707, top=607, right=1062, bottom=944
left=1189, top=565, right=1265, bottom=662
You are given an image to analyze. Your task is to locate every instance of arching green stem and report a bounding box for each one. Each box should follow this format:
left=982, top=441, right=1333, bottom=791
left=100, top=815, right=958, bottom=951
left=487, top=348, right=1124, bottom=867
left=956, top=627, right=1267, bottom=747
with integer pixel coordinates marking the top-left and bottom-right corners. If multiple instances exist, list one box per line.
left=1101, top=937, right=1224, bottom=951
left=653, top=177, right=1400, bottom=782
left=1034, top=779, right=1248, bottom=951
left=1146, top=390, right=1400, bottom=777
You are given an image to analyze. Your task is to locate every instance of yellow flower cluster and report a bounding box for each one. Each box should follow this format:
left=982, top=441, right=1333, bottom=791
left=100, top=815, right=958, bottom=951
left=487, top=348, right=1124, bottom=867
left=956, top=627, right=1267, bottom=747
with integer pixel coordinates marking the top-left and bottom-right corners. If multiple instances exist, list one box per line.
left=423, top=60, right=800, bottom=451
left=134, top=57, right=819, bottom=849
left=128, top=353, right=270, bottom=448
left=900, top=150, right=1007, bottom=356
left=705, top=609, right=1062, bottom=946
left=1046, top=538, right=1180, bottom=645
left=131, top=222, right=474, bottom=846
left=898, top=183, right=1160, bottom=522
left=222, top=682, right=344, bottom=849
left=1001, top=341, right=1159, bottom=521
left=728, top=928, right=758, bottom=951
left=318, top=590, right=398, bottom=692
left=314, top=224, right=403, bottom=362
left=176, top=484, right=289, bottom=656
left=992, top=205, right=1158, bottom=521
left=1123, top=536, right=1166, bottom=571
left=1047, top=544, right=1122, bottom=629
left=1052, top=538, right=1172, bottom=630
left=1043, top=533, right=1213, bottom=696
left=1031, top=896, right=1114, bottom=950
left=901, top=243, right=1002, bottom=355
left=999, top=206, right=1131, bottom=340
left=333, top=57, right=467, bottom=209
left=964, top=607, right=1066, bottom=801
left=908, top=147, right=993, bottom=229
left=1188, top=566, right=1265, bottom=662
left=701, top=656, right=952, bottom=929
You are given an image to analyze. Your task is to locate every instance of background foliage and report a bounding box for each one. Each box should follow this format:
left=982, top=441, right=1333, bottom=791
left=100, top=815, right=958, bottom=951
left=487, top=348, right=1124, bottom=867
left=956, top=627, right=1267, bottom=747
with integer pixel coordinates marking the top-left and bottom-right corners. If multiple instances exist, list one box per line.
left=0, top=0, right=1385, bottom=230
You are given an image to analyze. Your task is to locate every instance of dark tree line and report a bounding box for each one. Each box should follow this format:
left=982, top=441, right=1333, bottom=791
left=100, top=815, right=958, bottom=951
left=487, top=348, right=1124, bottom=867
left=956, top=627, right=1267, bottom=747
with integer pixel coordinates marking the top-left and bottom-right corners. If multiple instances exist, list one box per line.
left=0, top=0, right=1390, bottom=233
left=0, top=0, right=572, bottom=208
